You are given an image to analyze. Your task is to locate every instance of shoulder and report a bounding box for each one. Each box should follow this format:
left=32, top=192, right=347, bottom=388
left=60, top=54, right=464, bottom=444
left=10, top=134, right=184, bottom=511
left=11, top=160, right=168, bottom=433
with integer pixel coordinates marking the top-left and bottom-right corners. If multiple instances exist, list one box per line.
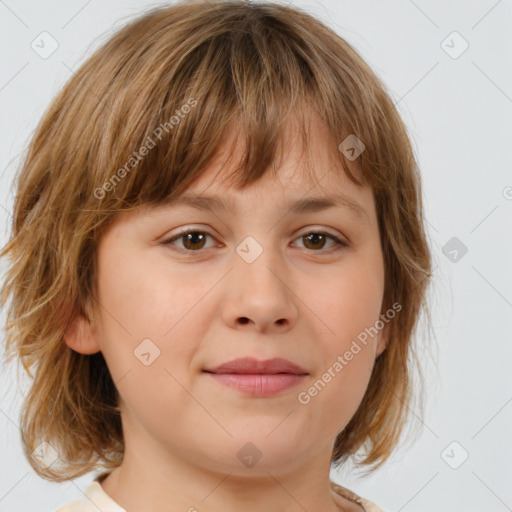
left=330, top=480, right=389, bottom=512
left=52, top=498, right=85, bottom=512
left=358, top=498, right=389, bottom=512
left=51, top=474, right=126, bottom=512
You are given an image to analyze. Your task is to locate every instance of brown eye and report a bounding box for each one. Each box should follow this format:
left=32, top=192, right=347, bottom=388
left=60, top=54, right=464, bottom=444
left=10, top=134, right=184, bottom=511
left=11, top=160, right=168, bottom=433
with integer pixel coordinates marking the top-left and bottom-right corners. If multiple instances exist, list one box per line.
left=293, top=231, right=349, bottom=252
left=163, top=229, right=349, bottom=255
left=180, top=232, right=207, bottom=250
left=302, top=232, right=328, bottom=250
left=164, top=230, right=215, bottom=253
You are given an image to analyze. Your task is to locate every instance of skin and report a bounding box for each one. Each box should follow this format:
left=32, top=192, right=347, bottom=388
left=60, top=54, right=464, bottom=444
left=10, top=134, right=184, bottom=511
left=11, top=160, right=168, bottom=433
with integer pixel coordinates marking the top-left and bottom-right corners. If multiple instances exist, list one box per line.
left=65, top=111, right=388, bottom=512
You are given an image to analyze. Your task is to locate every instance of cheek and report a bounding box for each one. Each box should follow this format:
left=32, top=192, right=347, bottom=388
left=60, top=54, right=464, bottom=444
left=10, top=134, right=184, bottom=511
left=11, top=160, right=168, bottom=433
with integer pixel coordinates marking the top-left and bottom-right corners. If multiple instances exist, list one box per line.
left=316, top=361, right=374, bottom=436
left=93, top=267, right=202, bottom=437
left=300, top=255, right=383, bottom=416
left=96, top=245, right=211, bottom=340
left=316, top=263, right=384, bottom=350
left=93, top=251, right=211, bottom=395
left=300, top=329, right=376, bottom=435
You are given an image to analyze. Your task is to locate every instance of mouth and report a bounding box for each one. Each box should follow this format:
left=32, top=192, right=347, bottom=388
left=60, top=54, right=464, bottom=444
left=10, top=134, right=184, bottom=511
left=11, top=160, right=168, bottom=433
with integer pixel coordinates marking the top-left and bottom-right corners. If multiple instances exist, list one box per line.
left=202, top=357, right=308, bottom=397
left=203, top=357, right=308, bottom=375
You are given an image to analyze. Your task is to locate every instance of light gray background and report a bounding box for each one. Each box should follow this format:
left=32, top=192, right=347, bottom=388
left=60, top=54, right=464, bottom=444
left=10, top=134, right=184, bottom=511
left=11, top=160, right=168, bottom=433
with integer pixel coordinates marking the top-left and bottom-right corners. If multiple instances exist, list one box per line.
left=1, top=1, right=511, bottom=511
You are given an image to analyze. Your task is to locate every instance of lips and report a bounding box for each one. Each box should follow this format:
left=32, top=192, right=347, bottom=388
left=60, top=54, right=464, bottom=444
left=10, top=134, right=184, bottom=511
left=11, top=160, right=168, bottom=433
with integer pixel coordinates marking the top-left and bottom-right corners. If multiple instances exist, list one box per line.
left=203, top=357, right=309, bottom=397
left=203, top=357, right=308, bottom=375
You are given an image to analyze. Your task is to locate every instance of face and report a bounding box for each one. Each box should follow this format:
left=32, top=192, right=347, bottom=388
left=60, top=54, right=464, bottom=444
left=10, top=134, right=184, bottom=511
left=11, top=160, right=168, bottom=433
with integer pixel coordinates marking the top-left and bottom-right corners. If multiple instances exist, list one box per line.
left=66, top=113, right=387, bottom=478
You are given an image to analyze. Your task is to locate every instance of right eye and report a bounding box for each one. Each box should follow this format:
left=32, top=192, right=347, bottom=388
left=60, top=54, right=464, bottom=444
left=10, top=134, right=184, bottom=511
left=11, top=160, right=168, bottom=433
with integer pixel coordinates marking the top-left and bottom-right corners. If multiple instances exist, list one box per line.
left=162, top=229, right=218, bottom=254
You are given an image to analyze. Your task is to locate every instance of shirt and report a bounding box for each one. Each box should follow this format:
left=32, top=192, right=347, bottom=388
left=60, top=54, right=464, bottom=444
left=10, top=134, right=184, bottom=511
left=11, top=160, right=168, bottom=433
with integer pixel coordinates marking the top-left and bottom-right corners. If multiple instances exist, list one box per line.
left=54, top=472, right=388, bottom=512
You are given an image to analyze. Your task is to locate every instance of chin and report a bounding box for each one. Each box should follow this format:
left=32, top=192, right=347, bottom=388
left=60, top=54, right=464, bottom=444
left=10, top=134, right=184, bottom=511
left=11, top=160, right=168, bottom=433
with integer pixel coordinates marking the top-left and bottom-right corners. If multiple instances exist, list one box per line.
left=201, top=433, right=307, bottom=474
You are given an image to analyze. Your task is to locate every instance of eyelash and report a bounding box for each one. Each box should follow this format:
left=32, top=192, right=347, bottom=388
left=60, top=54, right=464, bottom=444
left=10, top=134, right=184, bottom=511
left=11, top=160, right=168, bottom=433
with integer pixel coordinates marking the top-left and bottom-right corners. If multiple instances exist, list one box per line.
left=162, top=229, right=349, bottom=255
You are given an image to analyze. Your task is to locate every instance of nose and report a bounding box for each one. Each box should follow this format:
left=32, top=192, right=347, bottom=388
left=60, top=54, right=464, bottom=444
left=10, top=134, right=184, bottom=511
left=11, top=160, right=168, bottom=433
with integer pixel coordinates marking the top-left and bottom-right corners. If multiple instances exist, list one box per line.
left=220, top=241, right=299, bottom=333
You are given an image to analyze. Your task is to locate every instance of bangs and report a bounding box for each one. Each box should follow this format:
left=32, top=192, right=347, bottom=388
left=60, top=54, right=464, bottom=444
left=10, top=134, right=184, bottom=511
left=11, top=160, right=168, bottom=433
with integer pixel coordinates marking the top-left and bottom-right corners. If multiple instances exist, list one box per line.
left=82, top=2, right=372, bottom=229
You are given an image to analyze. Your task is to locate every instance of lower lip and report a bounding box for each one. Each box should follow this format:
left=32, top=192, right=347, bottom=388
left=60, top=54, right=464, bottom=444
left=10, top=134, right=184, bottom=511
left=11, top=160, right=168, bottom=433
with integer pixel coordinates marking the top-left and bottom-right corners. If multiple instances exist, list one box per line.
left=206, top=373, right=306, bottom=396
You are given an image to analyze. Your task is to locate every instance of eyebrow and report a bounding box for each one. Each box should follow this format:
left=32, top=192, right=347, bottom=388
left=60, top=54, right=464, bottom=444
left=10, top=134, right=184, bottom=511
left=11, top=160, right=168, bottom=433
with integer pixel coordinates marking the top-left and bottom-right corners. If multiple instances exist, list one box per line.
left=160, top=193, right=368, bottom=221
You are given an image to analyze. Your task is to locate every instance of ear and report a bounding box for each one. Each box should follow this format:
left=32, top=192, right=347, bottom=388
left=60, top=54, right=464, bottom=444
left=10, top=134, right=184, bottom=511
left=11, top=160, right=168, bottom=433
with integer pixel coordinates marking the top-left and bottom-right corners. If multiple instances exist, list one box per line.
left=375, top=321, right=389, bottom=358
left=63, top=301, right=101, bottom=355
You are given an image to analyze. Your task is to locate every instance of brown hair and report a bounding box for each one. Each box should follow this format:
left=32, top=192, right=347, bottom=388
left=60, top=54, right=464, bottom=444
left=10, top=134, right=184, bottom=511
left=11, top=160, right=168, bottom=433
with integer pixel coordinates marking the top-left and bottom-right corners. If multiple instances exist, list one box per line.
left=0, top=0, right=433, bottom=482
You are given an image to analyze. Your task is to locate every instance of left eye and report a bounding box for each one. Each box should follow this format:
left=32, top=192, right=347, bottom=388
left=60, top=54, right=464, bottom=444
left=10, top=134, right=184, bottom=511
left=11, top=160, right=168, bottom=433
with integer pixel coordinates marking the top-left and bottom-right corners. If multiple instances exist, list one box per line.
left=163, top=230, right=349, bottom=254
left=293, top=231, right=349, bottom=251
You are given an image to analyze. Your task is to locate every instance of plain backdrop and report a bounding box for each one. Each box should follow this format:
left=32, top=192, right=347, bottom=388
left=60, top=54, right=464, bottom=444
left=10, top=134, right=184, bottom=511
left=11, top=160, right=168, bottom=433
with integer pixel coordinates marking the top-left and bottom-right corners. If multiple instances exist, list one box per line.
left=0, top=1, right=511, bottom=511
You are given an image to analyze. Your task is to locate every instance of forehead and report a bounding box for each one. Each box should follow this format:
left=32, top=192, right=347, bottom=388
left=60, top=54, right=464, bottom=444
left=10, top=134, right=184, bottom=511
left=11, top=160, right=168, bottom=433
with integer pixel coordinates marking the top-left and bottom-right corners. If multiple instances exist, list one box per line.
left=104, top=109, right=375, bottom=236
left=186, top=110, right=368, bottom=201
left=145, top=124, right=375, bottom=232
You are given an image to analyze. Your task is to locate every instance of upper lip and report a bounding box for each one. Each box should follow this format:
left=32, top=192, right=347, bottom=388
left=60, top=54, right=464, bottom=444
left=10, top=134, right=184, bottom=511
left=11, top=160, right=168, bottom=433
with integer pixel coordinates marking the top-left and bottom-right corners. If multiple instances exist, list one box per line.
left=204, top=357, right=308, bottom=375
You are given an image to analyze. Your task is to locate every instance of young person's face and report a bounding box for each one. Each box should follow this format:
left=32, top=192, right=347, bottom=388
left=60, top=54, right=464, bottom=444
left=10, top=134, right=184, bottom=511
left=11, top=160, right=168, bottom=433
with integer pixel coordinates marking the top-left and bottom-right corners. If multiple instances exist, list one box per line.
left=66, top=113, right=387, bottom=477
